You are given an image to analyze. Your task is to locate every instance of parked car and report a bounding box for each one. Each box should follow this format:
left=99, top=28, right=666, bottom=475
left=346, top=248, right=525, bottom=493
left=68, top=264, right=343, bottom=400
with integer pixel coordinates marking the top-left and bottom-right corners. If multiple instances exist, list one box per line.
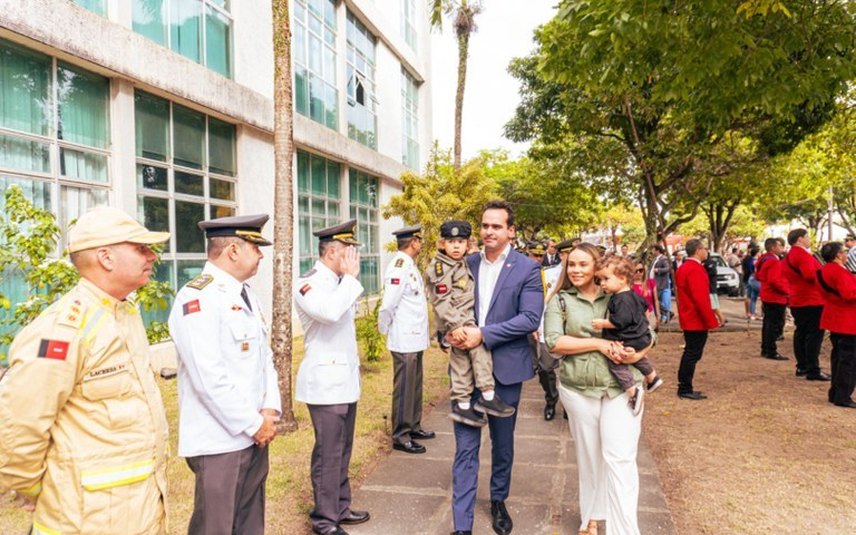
left=708, top=252, right=740, bottom=296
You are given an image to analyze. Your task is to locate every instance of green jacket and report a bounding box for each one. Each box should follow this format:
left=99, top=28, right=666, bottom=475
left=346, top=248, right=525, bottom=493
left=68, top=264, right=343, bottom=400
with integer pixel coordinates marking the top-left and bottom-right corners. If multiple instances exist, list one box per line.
left=544, top=287, right=643, bottom=399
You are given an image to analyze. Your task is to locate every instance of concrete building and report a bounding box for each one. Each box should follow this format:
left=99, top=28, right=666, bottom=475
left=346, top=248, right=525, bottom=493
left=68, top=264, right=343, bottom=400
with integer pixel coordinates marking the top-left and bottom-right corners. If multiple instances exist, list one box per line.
left=0, top=0, right=432, bottom=325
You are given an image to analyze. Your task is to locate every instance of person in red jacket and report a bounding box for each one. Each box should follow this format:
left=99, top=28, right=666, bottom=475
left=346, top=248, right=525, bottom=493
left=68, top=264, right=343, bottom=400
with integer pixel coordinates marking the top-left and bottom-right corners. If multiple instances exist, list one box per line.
left=755, top=237, right=789, bottom=360
left=816, top=242, right=856, bottom=408
left=783, top=229, right=831, bottom=380
left=675, top=239, right=720, bottom=400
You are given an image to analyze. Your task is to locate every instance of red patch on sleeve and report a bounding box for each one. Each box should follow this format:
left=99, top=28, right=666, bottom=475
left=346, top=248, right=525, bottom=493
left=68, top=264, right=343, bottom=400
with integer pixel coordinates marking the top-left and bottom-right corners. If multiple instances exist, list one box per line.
left=38, top=339, right=69, bottom=360
left=183, top=300, right=201, bottom=315
left=435, top=283, right=448, bottom=294
left=299, top=284, right=312, bottom=296
left=391, top=278, right=400, bottom=285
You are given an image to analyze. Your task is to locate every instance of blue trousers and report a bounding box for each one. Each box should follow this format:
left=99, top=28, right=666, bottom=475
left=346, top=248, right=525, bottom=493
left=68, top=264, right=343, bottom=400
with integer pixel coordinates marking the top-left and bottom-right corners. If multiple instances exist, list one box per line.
left=451, top=381, right=522, bottom=530
left=659, top=287, right=672, bottom=322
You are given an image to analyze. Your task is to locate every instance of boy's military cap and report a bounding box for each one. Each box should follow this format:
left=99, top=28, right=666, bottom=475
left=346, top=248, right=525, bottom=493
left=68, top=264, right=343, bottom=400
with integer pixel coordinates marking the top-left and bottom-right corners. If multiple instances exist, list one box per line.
left=555, top=239, right=575, bottom=253
left=440, top=220, right=471, bottom=239
left=528, top=242, right=546, bottom=256
left=314, top=219, right=361, bottom=245
left=392, top=225, right=422, bottom=240
left=198, top=214, right=273, bottom=246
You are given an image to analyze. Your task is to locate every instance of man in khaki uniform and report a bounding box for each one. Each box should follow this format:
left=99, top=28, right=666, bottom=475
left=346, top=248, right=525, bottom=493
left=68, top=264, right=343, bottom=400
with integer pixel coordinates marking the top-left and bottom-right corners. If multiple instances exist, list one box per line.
left=0, top=207, right=170, bottom=534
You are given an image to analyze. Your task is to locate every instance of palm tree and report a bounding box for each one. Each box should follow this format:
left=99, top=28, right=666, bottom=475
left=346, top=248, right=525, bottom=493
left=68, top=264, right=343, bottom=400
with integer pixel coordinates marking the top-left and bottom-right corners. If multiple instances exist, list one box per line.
left=270, top=0, right=298, bottom=432
left=430, top=0, right=483, bottom=171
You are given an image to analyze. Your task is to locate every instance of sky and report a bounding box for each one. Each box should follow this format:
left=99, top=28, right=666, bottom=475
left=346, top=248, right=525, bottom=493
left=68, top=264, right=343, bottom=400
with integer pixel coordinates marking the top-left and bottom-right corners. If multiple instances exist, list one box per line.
left=430, top=1, right=558, bottom=161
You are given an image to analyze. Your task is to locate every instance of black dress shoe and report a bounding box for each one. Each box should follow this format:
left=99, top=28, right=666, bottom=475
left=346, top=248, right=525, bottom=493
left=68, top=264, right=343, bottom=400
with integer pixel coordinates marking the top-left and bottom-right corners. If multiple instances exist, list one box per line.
left=313, top=527, right=348, bottom=535
left=339, top=510, right=370, bottom=525
left=393, top=440, right=426, bottom=454
left=833, top=400, right=856, bottom=408
left=795, top=367, right=808, bottom=377
left=490, top=500, right=513, bottom=535
left=763, top=353, right=788, bottom=361
left=410, top=429, right=436, bottom=440
left=544, top=403, right=556, bottom=421
left=677, top=391, right=708, bottom=400
left=806, top=371, right=831, bottom=381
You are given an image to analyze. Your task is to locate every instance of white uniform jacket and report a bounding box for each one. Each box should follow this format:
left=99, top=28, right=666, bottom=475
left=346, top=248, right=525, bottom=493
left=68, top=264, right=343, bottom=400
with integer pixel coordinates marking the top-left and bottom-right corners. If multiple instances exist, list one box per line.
left=538, top=263, right=563, bottom=338
left=169, top=262, right=282, bottom=458
left=377, top=251, right=429, bottom=353
left=294, top=261, right=364, bottom=405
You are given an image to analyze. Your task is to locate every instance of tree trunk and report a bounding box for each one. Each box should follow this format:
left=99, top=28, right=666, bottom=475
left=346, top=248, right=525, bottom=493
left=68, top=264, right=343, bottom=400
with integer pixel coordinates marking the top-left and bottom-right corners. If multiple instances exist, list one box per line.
left=271, top=0, right=298, bottom=433
left=453, top=29, right=469, bottom=171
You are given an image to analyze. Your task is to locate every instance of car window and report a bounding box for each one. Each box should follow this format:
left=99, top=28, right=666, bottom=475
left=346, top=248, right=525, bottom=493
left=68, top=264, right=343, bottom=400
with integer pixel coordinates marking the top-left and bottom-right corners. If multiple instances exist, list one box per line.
left=711, top=255, right=727, bottom=268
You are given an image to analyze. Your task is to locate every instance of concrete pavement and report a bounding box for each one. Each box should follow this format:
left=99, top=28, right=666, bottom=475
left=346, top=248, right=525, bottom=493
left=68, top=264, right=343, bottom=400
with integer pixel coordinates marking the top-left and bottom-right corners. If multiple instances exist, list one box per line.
left=347, top=380, right=676, bottom=535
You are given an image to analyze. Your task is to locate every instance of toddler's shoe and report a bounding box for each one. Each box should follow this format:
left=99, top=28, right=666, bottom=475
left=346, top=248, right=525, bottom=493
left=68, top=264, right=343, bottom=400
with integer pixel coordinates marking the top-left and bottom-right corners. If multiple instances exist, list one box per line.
left=628, top=388, right=644, bottom=416
left=474, top=395, right=516, bottom=418
left=450, top=402, right=487, bottom=427
left=647, top=375, right=664, bottom=393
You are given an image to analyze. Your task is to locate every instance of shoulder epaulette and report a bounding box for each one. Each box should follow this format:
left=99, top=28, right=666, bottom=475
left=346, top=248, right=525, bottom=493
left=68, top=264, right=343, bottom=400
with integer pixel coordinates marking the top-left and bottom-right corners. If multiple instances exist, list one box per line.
left=187, top=274, right=214, bottom=290
left=434, top=261, right=444, bottom=277
left=299, top=268, right=317, bottom=278
left=394, top=258, right=404, bottom=268
left=56, top=298, right=86, bottom=329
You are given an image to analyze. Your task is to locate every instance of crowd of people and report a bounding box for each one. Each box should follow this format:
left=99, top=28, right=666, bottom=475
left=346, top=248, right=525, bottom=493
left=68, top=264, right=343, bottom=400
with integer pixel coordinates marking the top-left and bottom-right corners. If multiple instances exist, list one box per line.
left=1, top=200, right=854, bottom=535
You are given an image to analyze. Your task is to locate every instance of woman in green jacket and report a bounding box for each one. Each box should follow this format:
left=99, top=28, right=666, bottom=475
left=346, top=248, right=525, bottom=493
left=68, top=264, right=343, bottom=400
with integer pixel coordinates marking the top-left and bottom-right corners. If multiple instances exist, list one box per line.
left=544, top=243, right=648, bottom=535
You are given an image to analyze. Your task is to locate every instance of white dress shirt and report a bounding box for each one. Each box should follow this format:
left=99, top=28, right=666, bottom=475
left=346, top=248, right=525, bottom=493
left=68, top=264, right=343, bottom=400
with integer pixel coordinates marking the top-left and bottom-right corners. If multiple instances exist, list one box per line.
left=478, top=244, right=511, bottom=327
left=169, top=262, right=282, bottom=457
left=294, top=260, right=364, bottom=405
left=377, top=251, right=429, bottom=352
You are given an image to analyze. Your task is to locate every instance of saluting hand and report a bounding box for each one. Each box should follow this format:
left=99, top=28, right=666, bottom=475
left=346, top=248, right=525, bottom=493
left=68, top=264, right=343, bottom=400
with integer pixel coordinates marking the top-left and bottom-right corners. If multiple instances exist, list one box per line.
left=340, top=245, right=361, bottom=278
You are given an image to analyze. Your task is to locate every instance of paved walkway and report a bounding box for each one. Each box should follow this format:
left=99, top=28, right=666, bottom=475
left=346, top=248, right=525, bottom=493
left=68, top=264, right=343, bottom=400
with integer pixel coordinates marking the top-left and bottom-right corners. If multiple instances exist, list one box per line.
left=347, top=380, right=677, bottom=535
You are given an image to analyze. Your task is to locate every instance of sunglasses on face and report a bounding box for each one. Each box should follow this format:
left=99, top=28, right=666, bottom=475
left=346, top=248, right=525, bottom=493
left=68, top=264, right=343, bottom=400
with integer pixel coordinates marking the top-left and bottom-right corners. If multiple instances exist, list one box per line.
left=635, top=268, right=645, bottom=273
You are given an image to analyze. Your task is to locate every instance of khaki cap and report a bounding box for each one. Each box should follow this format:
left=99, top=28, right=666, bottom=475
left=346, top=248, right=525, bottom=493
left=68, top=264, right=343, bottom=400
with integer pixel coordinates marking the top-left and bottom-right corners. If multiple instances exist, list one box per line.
left=67, top=207, right=170, bottom=253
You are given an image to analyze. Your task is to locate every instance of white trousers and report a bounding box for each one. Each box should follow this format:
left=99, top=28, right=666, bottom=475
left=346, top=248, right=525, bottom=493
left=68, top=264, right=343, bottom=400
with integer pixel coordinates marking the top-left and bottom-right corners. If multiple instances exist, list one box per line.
left=559, top=384, right=642, bottom=535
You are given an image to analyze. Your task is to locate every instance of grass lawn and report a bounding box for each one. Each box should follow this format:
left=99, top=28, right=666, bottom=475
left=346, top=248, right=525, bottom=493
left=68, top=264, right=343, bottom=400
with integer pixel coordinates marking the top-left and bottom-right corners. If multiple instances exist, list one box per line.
left=1, top=341, right=452, bottom=534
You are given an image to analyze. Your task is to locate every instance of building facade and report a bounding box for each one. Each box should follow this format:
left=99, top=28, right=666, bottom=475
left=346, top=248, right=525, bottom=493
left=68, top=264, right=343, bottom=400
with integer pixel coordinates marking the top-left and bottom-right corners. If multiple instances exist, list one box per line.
left=0, top=0, right=432, bottom=324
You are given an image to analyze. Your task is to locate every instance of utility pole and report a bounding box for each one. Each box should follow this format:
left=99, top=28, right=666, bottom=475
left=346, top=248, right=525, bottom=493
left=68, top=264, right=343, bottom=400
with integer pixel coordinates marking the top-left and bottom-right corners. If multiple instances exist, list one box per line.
left=827, top=185, right=834, bottom=242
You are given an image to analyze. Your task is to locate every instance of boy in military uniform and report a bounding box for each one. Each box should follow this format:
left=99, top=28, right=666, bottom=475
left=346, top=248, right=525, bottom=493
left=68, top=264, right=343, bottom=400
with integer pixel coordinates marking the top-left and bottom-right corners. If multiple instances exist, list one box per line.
left=425, top=220, right=515, bottom=427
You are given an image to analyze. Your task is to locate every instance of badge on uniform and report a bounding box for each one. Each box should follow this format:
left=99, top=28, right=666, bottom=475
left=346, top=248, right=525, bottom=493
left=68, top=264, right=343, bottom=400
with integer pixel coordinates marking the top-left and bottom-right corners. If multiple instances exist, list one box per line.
left=299, top=284, right=312, bottom=296
left=435, top=283, right=448, bottom=294
left=395, top=258, right=404, bottom=268
left=391, top=278, right=400, bottom=285
left=453, top=277, right=467, bottom=290
left=38, top=339, right=69, bottom=360
left=231, top=304, right=242, bottom=311
left=241, top=341, right=250, bottom=352
left=435, top=262, right=444, bottom=277
left=187, top=274, right=214, bottom=290
left=183, top=300, right=201, bottom=315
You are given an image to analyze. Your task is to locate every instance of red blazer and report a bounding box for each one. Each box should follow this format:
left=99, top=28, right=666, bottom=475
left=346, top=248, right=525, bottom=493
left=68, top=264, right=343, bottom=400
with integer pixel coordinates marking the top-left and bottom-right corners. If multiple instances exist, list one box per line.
left=782, top=246, right=824, bottom=307
left=817, top=262, right=856, bottom=335
left=755, top=253, right=789, bottom=305
left=676, top=259, right=719, bottom=331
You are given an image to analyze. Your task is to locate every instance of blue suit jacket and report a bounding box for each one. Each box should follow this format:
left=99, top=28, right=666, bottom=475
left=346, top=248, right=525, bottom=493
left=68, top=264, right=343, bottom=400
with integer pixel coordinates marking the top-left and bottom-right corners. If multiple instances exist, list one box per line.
left=467, top=248, right=544, bottom=385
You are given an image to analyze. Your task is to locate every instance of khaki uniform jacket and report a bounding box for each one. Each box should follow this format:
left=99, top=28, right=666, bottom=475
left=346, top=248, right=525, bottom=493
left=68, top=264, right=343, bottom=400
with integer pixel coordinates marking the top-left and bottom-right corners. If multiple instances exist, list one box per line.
left=424, top=252, right=476, bottom=334
left=0, top=279, right=168, bottom=534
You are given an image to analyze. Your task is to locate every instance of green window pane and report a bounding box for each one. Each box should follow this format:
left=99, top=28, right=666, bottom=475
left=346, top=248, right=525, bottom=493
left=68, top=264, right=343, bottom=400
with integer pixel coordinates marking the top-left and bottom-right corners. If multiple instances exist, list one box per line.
left=299, top=215, right=311, bottom=256
left=0, top=133, right=50, bottom=174
left=173, top=105, right=205, bottom=169
left=176, top=259, right=205, bottom=288
left=57, top=64, right=110, bottom=149
left=135, top=91, right=170, bottom=161
left=311, top=198, right=325, bottom=216
left=311, top=217, right=325, bottom=232
left=208, top=117, right=235, bottom=176
left=137, top=164, right=168, bottom=191
left=205, top=5, right=232, bottom=78
left=324, top=84, right=337, bottom=130
left=137, top=195, right=170, bottom=253
left=175, top=200, right=205, bottom=253
left=309, top=75, right=324, bottom=123
left=60, top=185, right=108, bottom=244
left=297, top=151, right=310, bottom=192
left=327, top=162, right=340, bottom=197
left=60, top=148, right=108, bottom=182
left=0, top=176, right=51, bottom=212
left=211, top=204, right=235, bottom=218
left=323, top=0, right=336, bottom=28
left=171, top=0, right=202, bottom=63
left=210, top=178, right=235, bottom=200
left=175, top=170, right=204, bottom=196
left=299, top=258, right=313, bottom=275
left=295, top=66, right=309, bottom=116
left=311, top=155, right=326, bottom=195
left=0, top=40, right=51, bottom=136
left=133, top=0, right=167, bottom=45
left=73, top=0, right=106, bottom=15
left=298, top=196, right=310, bottom=214
left=328, top=202, right=339, bottom=218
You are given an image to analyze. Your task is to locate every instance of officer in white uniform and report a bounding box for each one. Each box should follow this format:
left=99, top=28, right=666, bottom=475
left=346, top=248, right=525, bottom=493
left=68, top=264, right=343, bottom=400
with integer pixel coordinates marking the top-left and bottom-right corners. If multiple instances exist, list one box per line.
left=378, top=225, right=434, bottom=454
left=294, top=219, right=371, bottom=535
left=168, top=214, right=281, bottom=535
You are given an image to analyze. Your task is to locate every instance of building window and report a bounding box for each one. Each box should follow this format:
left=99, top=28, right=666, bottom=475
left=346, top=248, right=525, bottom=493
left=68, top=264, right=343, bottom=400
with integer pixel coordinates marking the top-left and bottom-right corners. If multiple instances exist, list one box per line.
left=73, top=0, right=107, bottom=15
left=297, top=150, right=341, bottom=274
left=401, top=68, right=420, bottom=170
left=292, top=0, right=338, bottom=130
left=0, top=39, right=111, bottom=242
left=401, top=0, right=417, bottom=51
left=132, top=0, right=233, bottom=78
left=349, top=169, right=379, bottom=294
left=134, top=90, right=237, bottom=318
left=346, top=12, right=377, bottom=150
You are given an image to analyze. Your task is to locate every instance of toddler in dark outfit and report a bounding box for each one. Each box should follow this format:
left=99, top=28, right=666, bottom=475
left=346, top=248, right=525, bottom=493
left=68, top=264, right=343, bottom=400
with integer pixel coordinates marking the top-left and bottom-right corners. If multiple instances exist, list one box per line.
left=592, top=255, right=664, bottom=415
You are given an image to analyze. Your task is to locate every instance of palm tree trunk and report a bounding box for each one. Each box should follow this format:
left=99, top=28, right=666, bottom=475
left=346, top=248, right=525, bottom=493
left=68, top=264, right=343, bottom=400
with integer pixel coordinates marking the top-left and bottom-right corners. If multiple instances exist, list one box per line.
left=453, top=29, right=469, bottom=171
left=271, top=0, right=297, bottom=432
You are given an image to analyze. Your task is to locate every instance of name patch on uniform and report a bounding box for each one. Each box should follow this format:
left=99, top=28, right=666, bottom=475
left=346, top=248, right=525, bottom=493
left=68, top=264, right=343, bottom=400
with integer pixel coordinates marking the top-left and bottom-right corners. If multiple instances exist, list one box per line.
left=391, top=278, right=401, bottom=285
left=435, top=283, right=448, bottom=295
left=299, top=284, right=312, bottom=296
left=38, top=339, right=69, bottom=360
left=183, top=300, right=201, bottom=315
left=87, top=363, right=127, bottom=380
left=395, top=258, right=404, bottom=268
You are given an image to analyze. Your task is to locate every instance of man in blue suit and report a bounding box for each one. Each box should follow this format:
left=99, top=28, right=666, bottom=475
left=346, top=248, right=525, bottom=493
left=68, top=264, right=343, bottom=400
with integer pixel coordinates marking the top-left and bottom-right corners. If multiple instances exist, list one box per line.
left=448, top=200, right=544, bottom=535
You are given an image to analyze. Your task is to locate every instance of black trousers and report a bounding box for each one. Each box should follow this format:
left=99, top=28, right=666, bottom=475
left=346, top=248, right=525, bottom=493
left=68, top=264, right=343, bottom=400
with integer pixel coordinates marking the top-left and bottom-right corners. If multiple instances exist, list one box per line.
left=308, top=402, right=357, bottom=533
left=530, top=336, right=558, bottom=405
left=790, top=305, right=824, bottom=374
left=678, top=330, right=709, bottom=394
left=391, top=350, right=424, bottom=445
left=760, top=302, right=787, bottom=357
left=829, top=333, right=856, bottom=405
